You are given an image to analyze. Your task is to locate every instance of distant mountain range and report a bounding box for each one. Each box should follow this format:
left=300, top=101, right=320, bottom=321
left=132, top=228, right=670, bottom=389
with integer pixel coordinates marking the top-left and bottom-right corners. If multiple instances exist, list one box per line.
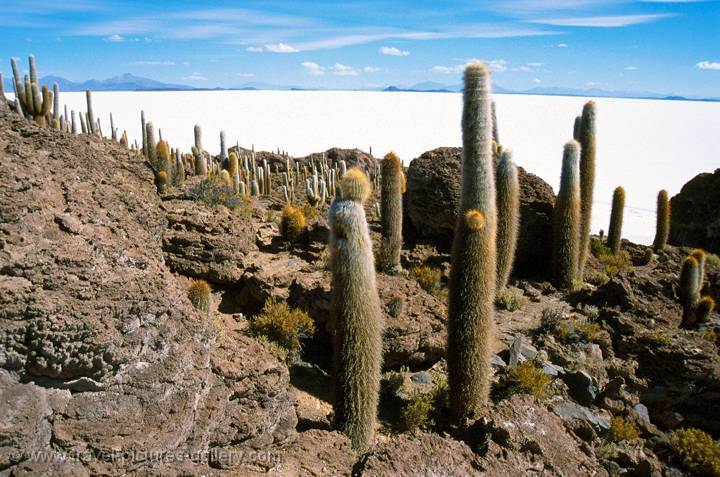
left=2, top=73, right=717, bottom=102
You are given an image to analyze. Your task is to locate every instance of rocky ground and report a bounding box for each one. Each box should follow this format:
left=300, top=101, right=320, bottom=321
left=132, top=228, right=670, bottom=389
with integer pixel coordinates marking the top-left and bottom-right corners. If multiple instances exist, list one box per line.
left=1, top=96, right=719, bottom=476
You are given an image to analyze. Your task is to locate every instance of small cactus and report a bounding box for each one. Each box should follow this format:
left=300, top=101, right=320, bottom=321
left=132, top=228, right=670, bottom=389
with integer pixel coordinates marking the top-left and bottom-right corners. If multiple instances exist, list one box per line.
left=553, top=141, right=581, bottom=290
left=653, top=189, right=670, bottom=252
left=280, top=204, right=307, bottom=242
left=607, top=186, right=625, bottom=254
left=52, top=82, right=60, bottom=121
left=145, top=122, right=156, bottom=166
left=679, top=256, right=701, bottom=327
left=577, top=101, right=596, bottom=281
left=329, top=168, right=382, bottom=452
left=187, top=279, right=211, bottom=312
left=86, top=89, right=96, bottom=135
left=175, top=149, right=185, bottom=184
left=157, top=170, right=168, bottom=194
left=496, top=149, right=519, bottom=290
left=690, top=249, right=706, bottom=291
left=696, top=296, right=715, bottom=324
left=447, top=62, right=497, bottom=422
left=573, top=115, right=582, bottom=141
left=378, top=151, right=403, bottom=272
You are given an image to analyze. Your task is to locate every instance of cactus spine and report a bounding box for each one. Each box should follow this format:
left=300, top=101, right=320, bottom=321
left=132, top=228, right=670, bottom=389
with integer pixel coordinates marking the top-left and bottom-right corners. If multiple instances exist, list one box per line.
left=496, top=149, right=519, bottom=290
left=86, top=89, right=95, bottom=135
left=679, top=256, right=701, bottom=327
left=379, top=151, right=403, bottom=271
left=577, top=101, right=596, bottom=280
left=553, top=141, right=581, bottom=290
left=447, top=62, right=497, bottom=422
left=653, top=189, right=670, bottom=252
left=329, top=168, right=382, bottom=452
left=491, top=100, right=499, bottom=144
left=607, top=186, right=625, bottom=254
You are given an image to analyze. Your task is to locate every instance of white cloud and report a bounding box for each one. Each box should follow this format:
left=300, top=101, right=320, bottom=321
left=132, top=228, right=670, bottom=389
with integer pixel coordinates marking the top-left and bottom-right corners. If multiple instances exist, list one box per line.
left=697, top=61, right=720, bottom=71
left=330, top=63, right=358, bottom=76
left=624, top=66, right=638, bottom=70
left=301, top=61, right=325, bottom=76
left=131, top=60, right=175, bottom=65
left=379, top=46, right=409, bottom=56
left=557, top=43, right=568, bottom=47
left=363, top=66, right=382, bottom=73
left=265, top=42, right=298, bottom=53
left=183, top=72, right=208, bottom=81
left=431, top=65, right=463, bottom=74
left=432, top=59, right=507, bottom=74
left=236, top=72, right=254, bottom=77
left=487, top=59, right=508, bottom=72
left=105, top=34, right=126, bottom=42
left=533, top=78, right=542, bottom=84
left=531, top=14, right=671, bottom=27
left=246, top=46, right=263, bottom=52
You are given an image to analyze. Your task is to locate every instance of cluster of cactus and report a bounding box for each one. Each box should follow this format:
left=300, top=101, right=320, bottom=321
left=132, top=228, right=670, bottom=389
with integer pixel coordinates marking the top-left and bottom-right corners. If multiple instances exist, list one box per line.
left=447, top=62, right=497, bottom=421
left=607, top=186, right=625, bottom=254
left=378, top=152, right=403, bottom=271
left=11, top=55, right=53, bottom=126
left=679, top=250, right=715, bottom=327
left=329, top=167, right=383, bottom=452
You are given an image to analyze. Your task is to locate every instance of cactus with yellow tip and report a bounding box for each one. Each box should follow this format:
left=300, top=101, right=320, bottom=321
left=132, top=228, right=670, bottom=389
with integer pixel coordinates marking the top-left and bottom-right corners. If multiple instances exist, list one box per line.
left=553, top=141, right=581, bottom=290
left=653, top=190, right=670, bottom=252
left=697, top=296, right=715, bottom=324
left=496, top=149, right=519, bottom=290
left=187, top=279, right=211, bottom=312
left=577, top=101, right=596, bottom=281
left=447, top=62, right=497, bottom=422
left=329, top=168, right=382, bottom=452
left=157, top=171, right=168, bottom=194
left=379, top=152, right=403, bottom=271
left=607, top=186, right=625, bottom=254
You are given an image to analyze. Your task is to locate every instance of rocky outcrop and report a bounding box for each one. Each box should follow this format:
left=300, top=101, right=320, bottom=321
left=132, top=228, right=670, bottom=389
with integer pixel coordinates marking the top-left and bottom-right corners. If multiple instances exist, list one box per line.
left=406, top=147, right=555, bottom=276
left=303, top=147, right=375, bottom=172
left=0, top=100, right=296, bottom=475
left=670, top=168, right=720, bottom=253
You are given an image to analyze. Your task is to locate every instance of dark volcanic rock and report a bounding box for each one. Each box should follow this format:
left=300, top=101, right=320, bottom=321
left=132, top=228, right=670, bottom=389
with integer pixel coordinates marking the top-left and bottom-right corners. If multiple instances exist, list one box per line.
left=303, top=147, right=376, bottom=172
left=406, top=147, right=555, bottom=276
left=0, top=100, right=296, bottom=475
left=670, top=168, right=720, bottom=253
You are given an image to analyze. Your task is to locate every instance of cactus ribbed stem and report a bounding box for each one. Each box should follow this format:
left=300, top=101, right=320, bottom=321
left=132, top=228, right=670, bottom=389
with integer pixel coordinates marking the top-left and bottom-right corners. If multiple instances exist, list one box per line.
left=553, top=141, right=581, bottom=290
left=653, top=189, right=670, bottom=252
left=577, top=101, right=596, bottom=281
left=680, top=256, right=700, bottom=327
left=447, top=62, right=497, bottom=422
left=496, top=149, right=519, bottom=289
left=145, top=122, right=156, bottom=167
left=607, top=186, right=625, bottom=254
left=379, top=152, right=403, bottom=271
left=52, top=82, right=60, bottom=120
left=86, top=89, right=95, bottom=135
left=330, top=168, right=382, bottom=452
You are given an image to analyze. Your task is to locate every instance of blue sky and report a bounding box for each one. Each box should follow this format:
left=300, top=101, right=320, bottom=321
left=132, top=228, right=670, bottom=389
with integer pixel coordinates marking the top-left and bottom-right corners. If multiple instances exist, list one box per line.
left=1, top=0, right=719, bottom=96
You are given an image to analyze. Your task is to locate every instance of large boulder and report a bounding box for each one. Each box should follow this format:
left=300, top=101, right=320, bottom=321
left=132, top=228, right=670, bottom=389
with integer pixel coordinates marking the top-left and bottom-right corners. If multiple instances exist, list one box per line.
left=406, top=147, right=555, bottom=276
left=0, top=100, right=296, bottom=475
left=670, top=168, right=720, bottom=253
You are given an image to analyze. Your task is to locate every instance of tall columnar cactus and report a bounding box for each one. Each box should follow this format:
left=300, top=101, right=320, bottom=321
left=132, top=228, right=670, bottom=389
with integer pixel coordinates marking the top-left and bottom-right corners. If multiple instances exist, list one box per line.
left=28, top=54, right=37, bottom=85
left=110, top=113, right=117, bottom=141
left=194, top=124, right=203, bottom=154
left=220, top=130, right=228, bottom=167
left=447, top=62, right=497, bottom=422
left=71, top=110, right=78, bottom=134
left=496, top=149, right=519, bottom=290
left=175, top=149, right=185, bottom=185
left=52, top=82, right=60, bottom=121
left=577, top=101, right=596, bottom=281
left=607, top=186, right=625, bottom=254
left=10, top=58, right=27, bottom=117
left=141, top=110, right=147, bottom=157
left=573, top=115, right=582, bottom=141
left=228, top=151, right=239, bottom=178
left=86, top=89, right=95, bottom=135
left=145, top=122, right=156, bottom=167
left=691, top=249, right=706, bottom=291
left=329, top=167, right=382, bottom=452
left=653, top=189, right=670, bottom=252
left=553, top=141, right=581, bottom=290
left=679, top=256, right=701, bottom=327
left=379, top=151, right=403, bottom=271
left=17, top=79, right=52, bottom=126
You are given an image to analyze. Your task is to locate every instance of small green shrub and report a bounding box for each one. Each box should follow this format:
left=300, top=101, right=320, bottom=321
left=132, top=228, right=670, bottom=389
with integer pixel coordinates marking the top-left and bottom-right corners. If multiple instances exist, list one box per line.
left=646, top=330, right=672, bottom=346
left=540, top=307, right=563, bottom=332
left=578, top=304, right=600, bottom=321
left=596, top=441, right=619, bottom=460
left=249, top=299, right=315, bottom=360
left=599, top=251, right=633, bottom=277
left=610, top=416, right=640, bottom=442
left=507, top=360, right=554, bottom=399
left=400, top=394, right=435, bottom=432
left=706, top=253, right=720, bottom=269
left=671, top=427, right=720, bottom=477
left=410, top=265, right=442, bottom=296
left=387, top=294, right=405, bottom=318
left=187, top=279, right=211, bottom=312
left=189, top=176, right=249, bottom=210
left=586, top=270, right=610, bottom=286
left=590, top=237, right=611, bottom=258
left=495, top=287, right=528, bottom=311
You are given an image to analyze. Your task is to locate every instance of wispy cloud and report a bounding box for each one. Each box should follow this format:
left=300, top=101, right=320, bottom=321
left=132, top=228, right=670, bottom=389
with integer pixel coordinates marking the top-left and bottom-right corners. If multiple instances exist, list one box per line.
left=131, top=60, right=175, bottom=65
left=379, top=46, right=409, bottom=56
left=183, top=72, right=208, bottom=81
left=246, top=46, right=263, bottom=52
left=557, top=43, right=568, bottom=47
left=624, top=66, right=638, bottom=70
left=363, top=66, right=382, bottom=73
left=105, top=34, right=126, bottom=42
left=264, top=42, right=299, bottom=53
left=697, top=61, right=720, bottom=70
left=237, top=72, right=254, bottom=77
left=330, top=63, right=358, bottom=76
left=301, top=61, right=325, bottom=76
left=530, top=13, right=672, bottom=27
left=432, top=59, right=507, bottom=74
